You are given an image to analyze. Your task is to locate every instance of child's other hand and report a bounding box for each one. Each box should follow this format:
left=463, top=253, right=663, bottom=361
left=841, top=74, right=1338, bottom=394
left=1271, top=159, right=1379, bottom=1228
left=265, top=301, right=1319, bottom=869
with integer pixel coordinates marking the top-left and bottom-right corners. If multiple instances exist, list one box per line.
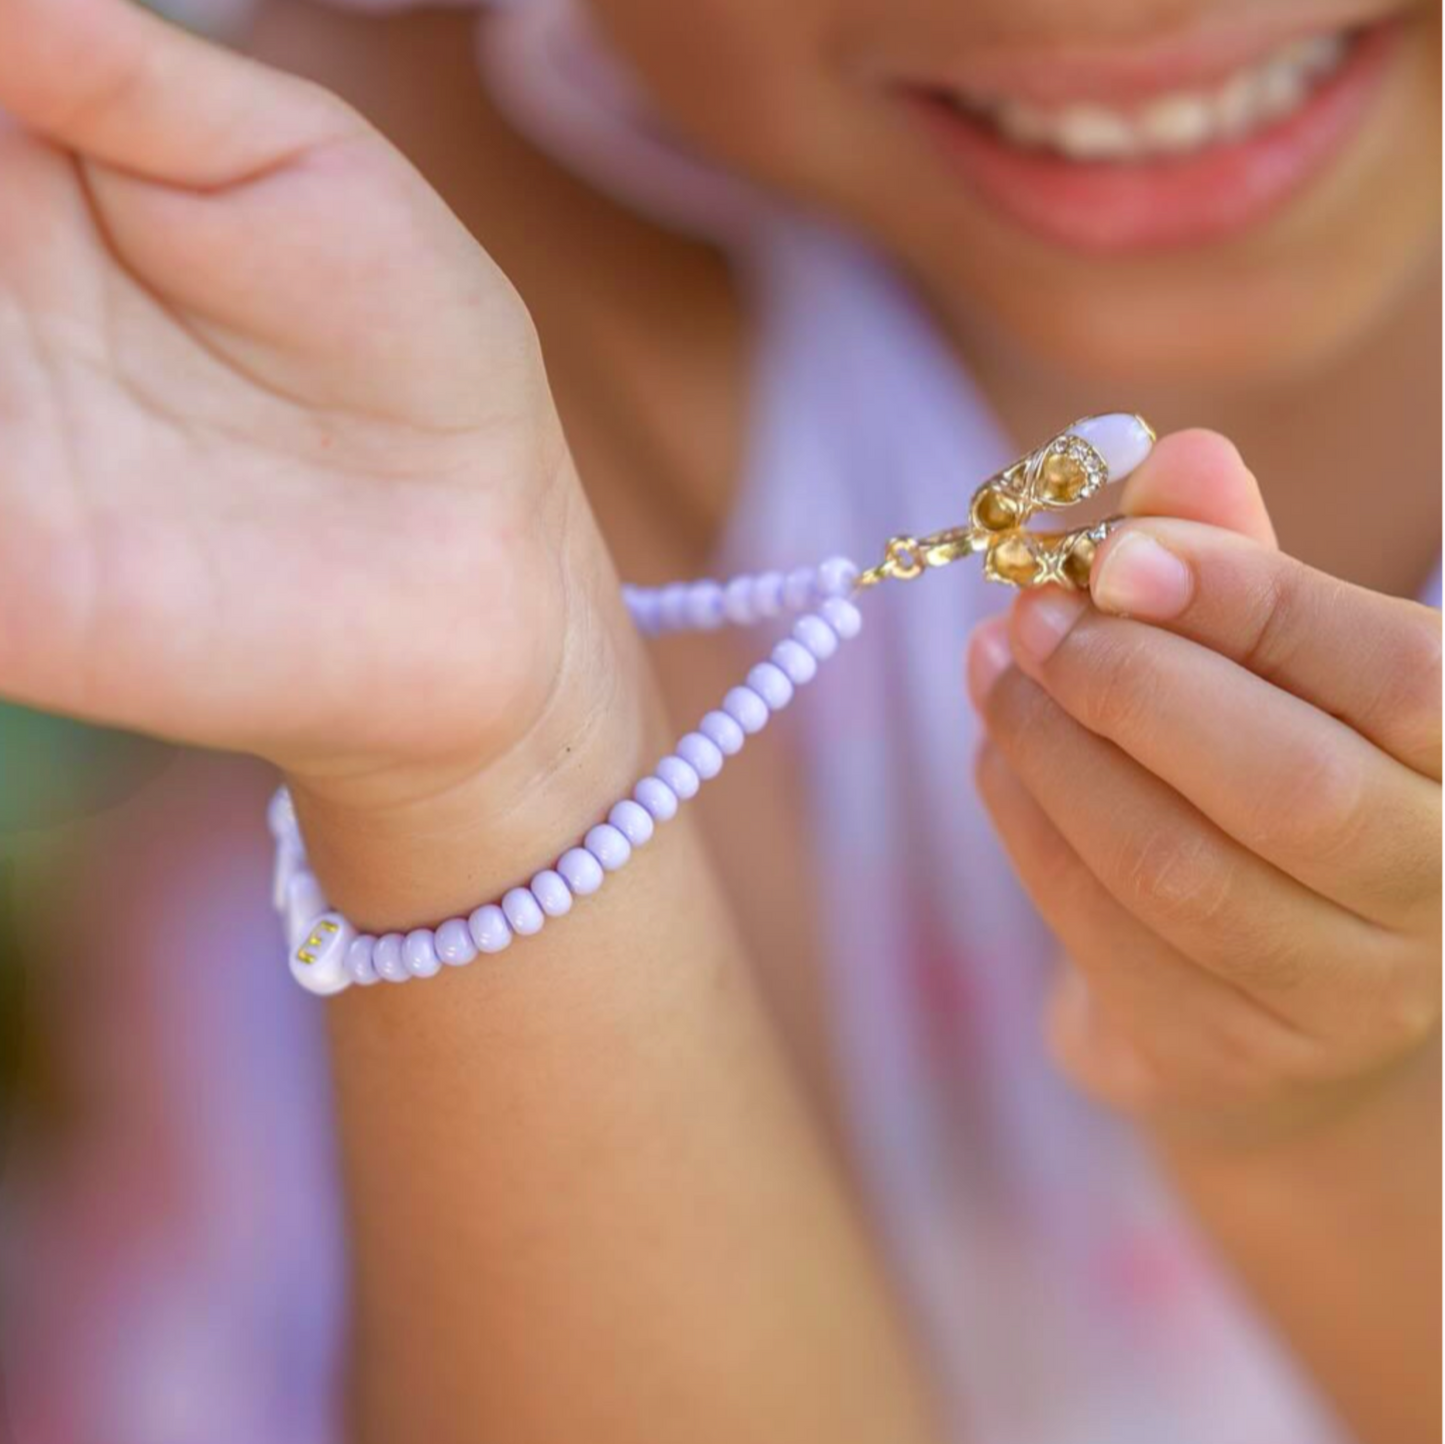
left=0, top=0, right=623, bottom=808
left=968, top=431, right=1440, bottom=1142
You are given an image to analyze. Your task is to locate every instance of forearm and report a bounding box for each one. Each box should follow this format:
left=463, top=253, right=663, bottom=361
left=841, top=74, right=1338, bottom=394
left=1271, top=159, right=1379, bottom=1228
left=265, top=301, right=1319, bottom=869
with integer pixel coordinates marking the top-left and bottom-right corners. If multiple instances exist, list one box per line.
left=1159, top=1039, right=1441, bottom=1444
left=295, top=631, right=939, bottom=1443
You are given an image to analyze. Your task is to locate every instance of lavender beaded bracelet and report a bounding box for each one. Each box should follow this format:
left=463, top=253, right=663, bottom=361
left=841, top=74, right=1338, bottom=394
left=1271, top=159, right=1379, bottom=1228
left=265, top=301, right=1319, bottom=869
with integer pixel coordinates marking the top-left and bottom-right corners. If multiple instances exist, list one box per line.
left=273, top=413, right=1155, bottom=994
left=273, top=568, right=865, bottom=995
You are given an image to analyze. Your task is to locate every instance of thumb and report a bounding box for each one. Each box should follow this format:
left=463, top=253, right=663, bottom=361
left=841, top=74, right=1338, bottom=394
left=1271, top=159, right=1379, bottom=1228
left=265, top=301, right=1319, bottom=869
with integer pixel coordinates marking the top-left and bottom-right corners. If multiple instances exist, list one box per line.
left=1114, top=428, right=1277, bottom=547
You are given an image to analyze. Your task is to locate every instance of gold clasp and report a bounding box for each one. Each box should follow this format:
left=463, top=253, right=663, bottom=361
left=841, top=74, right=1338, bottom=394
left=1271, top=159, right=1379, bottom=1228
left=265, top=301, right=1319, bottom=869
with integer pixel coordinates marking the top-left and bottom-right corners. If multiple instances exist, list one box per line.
left=856, top=526, right=980, bottom=589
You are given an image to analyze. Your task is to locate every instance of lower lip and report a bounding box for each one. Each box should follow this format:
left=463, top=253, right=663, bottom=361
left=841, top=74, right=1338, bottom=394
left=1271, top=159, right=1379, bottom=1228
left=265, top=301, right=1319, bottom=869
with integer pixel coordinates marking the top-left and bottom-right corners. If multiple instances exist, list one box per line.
left=902, top=23, right=1400, bottom=254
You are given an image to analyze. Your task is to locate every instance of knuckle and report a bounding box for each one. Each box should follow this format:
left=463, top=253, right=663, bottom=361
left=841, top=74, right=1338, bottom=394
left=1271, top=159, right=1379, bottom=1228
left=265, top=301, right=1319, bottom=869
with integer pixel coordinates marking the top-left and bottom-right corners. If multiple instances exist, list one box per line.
left=58, top=42, right=157, bottom=136
left=1235, top=561, right=1314, bottom=683
left=1193, top=1006, right=1324, bottom=1101
left=1074, top=628, right=1161, bottom=742
left=1367, top=603, right=1443, bottom=763
left=1250, top=735, right=1368, bottom=860
left=982, top=662, right=1045, bottom=737
left=1113, top=824, right=1233, bottom=930
left=1360, top=953, right=1442, bottom=1058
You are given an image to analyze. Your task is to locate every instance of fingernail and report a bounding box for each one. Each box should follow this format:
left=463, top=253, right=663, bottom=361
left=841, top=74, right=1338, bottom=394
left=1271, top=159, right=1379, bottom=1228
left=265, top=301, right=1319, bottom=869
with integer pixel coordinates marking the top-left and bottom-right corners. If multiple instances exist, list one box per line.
left=1013, top=588, right=1086, bottom=664
left=966, top=615, right=1012, bottom=708
left=1092, top=529, right=1193, bottom=619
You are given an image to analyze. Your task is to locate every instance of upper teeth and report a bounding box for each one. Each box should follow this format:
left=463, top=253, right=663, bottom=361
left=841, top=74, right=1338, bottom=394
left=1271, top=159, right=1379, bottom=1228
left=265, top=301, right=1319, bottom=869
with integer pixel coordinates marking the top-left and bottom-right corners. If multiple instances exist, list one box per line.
left=971, top=32, right=1348, bottom=161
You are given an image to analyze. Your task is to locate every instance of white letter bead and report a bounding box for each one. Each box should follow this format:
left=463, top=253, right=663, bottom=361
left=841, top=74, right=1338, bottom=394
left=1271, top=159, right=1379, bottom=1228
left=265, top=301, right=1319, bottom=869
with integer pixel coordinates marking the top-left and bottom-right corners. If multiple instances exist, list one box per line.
left=284, top=870, right=328, bottom=951
left=530, top=869, right=575, bottom=918
left=792, top=613, right=839, bottom=660
left=502, top=887, right=545, bottom=936
left=676, top=732, right=724, bottom=780
left=746, top=662, right=794, bottom=712
left=655, top=754, right=701, bottom=799
left=609, top=799, right=655, bottom=846
left=722, top=686, right=770, bottom=735
left=290, top=911, right=355, bottom=996
left=267, top=788, right=298, bottom=841
left=435, top=917, right=478, bottom=966
left=468, top=904, right=514, bottom=954
left=634, top=777, right=679, bottom=822
left=585, top=823, right=632, bottom=872
left=700, top=709, right=745, bottom=756
left=770, top=638, right=818, bottom=686
left=272, top=837, right=302, bottom=911
left=817, top=596, right=862, bottom=640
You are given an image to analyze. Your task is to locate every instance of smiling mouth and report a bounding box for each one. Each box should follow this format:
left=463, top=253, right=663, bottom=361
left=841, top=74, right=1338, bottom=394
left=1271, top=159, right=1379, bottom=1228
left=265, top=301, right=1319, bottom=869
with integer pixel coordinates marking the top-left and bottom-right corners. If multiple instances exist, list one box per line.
left=896, top=16, right=1403, bottom=252
left=932, top=31, right=1353, bottom=162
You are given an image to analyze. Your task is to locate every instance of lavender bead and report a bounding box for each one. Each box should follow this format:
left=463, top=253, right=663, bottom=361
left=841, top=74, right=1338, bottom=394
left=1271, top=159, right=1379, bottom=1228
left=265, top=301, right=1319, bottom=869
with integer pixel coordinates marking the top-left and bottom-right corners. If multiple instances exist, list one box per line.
left=782, top=566, right=816, bottom=612
left=658, top=581, right=691, bottom=631
left=676, top=732, right=724, bottom=781
left=435, top=916, right=478, bottom=966
left=818, top=596, right=863, bottom=640
left=634, top=776, right=679, bottom=822
left=792, top=612, right=839, bottom=660
left=722, top=685, right=769, bottom=735
left=609, top=799, right=655, bottom=847
left=404, top=928, right=442, bottom=978
left=373, top=932, right=409, bottom=984
left=346, top=935, right=380, bottom=986
left=817, top=556, right=860, bottom=598
left=771, top=638, right=819, bottom=686
left=655, top=754, right=701, bottom=800
left=746, top=662, right=794, bottom=712
left=468, top=903, right=514, bottom=954
left=700, top=709, right=745, bottom=757
left=503, top=887, right=545, bottom=937
left=685, top=581, right=726, bottom=630
left=625, top=587, right=663, bottom=636
left=585, top=823, right=632, bottom=872
left=723, top=575, right=756, bottom=627
left=751, top=571, right=785, bottom=618
left=558, top=847, right=605, bottom=896
left=530, top=869, right=574, bottom=918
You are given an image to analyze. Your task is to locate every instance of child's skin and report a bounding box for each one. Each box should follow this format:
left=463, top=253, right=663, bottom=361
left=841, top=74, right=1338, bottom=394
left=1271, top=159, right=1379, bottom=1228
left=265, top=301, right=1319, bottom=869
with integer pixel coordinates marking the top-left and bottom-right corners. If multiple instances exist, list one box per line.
left=1, top=0, right=1439, bottom=1440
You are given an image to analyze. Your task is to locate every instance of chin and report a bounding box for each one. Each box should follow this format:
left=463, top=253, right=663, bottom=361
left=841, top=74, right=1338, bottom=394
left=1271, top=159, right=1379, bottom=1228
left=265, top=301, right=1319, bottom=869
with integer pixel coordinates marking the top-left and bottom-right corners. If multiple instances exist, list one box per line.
left=937, top=222, right=1437, bottom=392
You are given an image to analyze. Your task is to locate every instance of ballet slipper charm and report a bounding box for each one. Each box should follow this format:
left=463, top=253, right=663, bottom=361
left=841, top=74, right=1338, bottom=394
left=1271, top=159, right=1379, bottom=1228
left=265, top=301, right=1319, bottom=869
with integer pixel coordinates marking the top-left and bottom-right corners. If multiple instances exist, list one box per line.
left=857, top=413, right=1154, bottom=593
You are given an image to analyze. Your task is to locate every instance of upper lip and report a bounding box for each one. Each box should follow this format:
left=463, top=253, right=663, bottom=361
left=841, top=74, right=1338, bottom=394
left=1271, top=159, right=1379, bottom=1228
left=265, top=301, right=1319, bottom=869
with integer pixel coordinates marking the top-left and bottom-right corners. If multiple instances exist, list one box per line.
left=872, top=2, right=1397, bottom=107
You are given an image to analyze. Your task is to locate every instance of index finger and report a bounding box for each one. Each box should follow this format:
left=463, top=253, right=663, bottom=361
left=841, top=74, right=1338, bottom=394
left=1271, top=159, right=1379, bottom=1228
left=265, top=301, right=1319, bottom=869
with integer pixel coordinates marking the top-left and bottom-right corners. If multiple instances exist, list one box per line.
left=0, top=0, right=360, bottom=185
left=1087, top=517, right=1442, bottom=781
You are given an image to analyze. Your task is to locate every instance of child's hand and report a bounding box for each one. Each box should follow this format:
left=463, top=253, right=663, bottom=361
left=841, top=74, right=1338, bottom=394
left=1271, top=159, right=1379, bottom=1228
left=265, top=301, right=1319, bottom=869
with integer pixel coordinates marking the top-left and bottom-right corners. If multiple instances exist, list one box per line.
left=0, top=0, right=623, bottom=809
left=968, top=431, right=1441, bottom=1142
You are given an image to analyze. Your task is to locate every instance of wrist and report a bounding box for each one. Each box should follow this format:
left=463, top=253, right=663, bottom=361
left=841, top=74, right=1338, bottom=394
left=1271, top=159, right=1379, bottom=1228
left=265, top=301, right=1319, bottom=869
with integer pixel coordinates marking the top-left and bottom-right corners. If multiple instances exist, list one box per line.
left=286, top=614, right=661, bottom=934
